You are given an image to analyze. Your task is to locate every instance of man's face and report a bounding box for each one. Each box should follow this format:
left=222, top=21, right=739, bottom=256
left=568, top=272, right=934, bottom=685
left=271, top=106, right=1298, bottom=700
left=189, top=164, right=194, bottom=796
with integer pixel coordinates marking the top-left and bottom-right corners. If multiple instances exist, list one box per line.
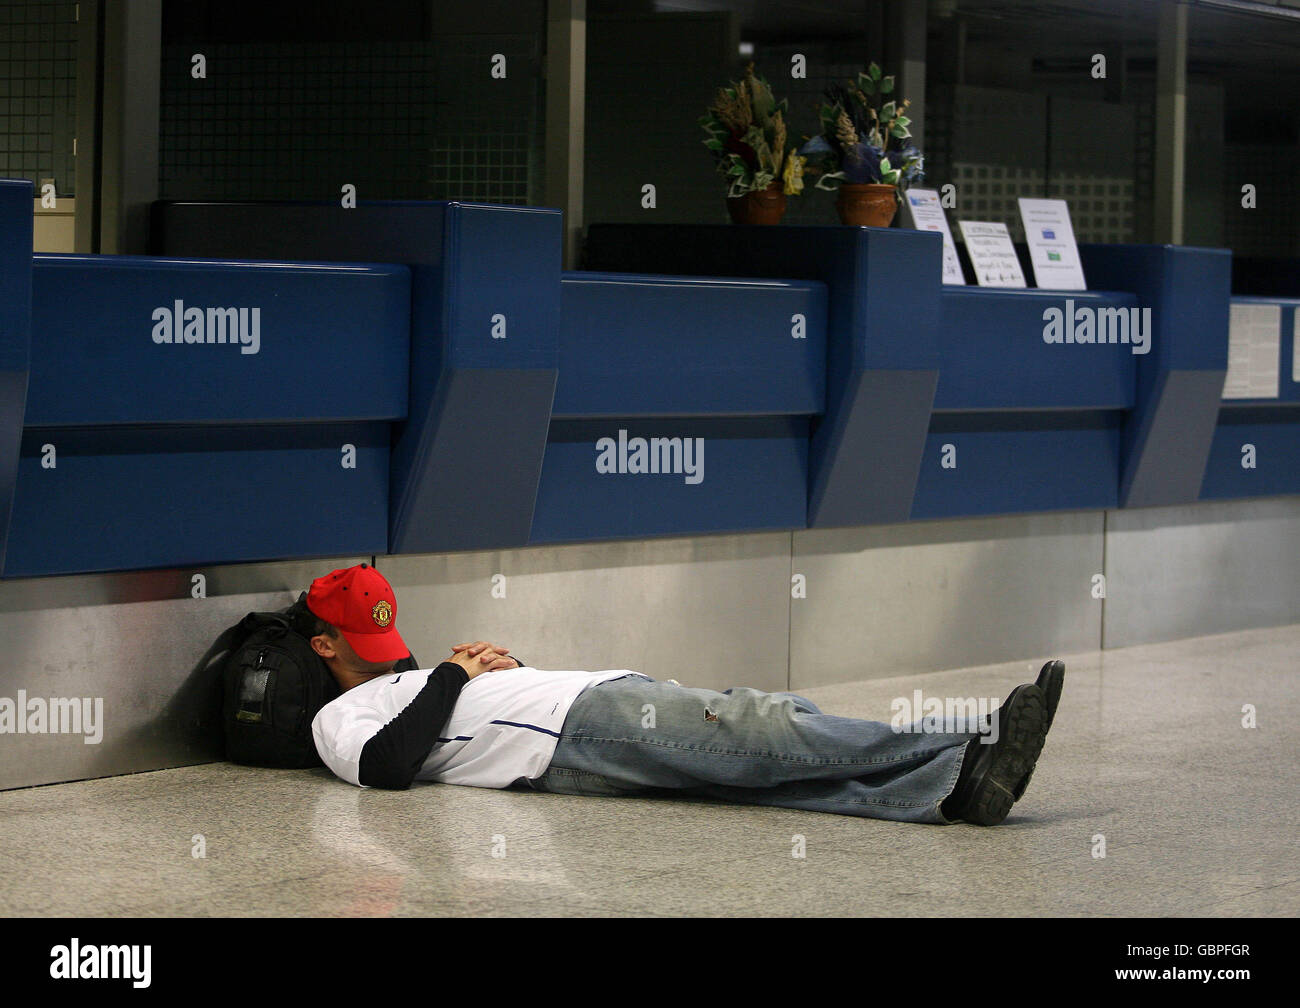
left=313, top=629, right=397, bottom=683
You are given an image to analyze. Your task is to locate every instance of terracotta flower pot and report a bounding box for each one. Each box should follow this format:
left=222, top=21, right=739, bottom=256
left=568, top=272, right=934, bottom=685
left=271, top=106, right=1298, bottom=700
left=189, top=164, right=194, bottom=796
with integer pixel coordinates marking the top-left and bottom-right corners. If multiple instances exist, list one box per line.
left=836, top=183, right=897, bottom=227
left=726, top=180, right=787, bottom=225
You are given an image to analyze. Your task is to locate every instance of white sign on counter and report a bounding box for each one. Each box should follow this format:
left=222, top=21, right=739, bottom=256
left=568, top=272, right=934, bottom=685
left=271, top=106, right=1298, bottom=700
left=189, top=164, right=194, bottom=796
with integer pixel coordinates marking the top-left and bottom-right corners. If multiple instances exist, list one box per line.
left=899, top=188, right=965, bottom=285
left=1018, top=198, right=1087, bottom=290
left=1294, top=310, right=1299, bottom=384
left=1223, top=302, right=1281, bottom=400
left=957, top=220, right=1026, bottom=288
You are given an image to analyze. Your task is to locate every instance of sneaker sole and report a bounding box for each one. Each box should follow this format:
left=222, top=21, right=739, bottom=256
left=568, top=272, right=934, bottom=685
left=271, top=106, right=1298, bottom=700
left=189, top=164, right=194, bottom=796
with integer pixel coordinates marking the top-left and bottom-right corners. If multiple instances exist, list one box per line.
left=966, top=685, right=1047, bottom=826
left=1012, top=660, right=1064, bottom=801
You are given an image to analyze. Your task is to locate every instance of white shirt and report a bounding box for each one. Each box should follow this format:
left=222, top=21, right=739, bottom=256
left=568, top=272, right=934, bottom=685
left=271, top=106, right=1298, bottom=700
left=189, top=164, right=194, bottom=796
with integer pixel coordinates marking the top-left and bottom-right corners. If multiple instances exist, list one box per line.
left=312, top=665, right=647, bottom=789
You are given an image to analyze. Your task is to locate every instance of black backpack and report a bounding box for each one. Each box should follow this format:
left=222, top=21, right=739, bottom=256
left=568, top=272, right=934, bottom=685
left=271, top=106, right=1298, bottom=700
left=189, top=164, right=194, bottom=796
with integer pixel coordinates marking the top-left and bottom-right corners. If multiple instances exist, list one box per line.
left=211, top=593, right=417, bottom=769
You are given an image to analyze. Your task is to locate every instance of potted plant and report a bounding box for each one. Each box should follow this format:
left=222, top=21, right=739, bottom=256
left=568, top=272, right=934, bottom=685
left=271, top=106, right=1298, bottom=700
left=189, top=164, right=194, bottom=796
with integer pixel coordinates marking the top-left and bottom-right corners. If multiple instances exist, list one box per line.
left=699, top=63, right=806, bottom=225
left=798, top=63, right=923, bottom=226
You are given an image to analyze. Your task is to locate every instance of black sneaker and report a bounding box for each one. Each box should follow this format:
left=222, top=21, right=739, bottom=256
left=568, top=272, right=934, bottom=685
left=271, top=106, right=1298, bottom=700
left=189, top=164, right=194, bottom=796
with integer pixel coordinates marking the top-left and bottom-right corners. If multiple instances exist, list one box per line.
left=941, top=683, right=1047, bottom=826
left=1011, top=660, right=1064, bottom=801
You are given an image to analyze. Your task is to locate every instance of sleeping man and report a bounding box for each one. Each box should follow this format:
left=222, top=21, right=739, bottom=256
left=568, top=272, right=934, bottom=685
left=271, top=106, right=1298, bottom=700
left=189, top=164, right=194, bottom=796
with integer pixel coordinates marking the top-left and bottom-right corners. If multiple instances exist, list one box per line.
left=306, top=563, right=1064, bottom=826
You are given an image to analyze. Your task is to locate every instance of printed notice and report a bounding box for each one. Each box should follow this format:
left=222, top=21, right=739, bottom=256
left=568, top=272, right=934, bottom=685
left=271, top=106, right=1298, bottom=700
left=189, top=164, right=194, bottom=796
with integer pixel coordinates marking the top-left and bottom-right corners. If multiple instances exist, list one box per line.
left=1223, top=302, right=1281, bottom=400
left=1018, top=198, right=1087, bottom=290
left=900, top=188, right=965, bottom=285
left=957, top=220, right=1026, bottom=288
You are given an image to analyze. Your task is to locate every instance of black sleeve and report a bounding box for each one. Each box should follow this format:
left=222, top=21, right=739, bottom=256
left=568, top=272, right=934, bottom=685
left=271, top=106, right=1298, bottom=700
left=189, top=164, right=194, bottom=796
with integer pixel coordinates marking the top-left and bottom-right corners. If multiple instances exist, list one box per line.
left=358, top=662, right=469, bottom=790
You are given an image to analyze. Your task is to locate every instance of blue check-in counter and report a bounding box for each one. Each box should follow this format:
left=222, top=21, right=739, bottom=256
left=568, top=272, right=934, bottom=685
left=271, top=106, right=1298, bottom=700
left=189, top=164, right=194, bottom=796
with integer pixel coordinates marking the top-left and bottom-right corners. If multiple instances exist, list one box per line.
left=153, top=200, right=562, bottom=555
left=1200, top=295, right=1300, bottom=500
left=155, top=204, right=849, bottom=549
left=3, top=251, right=410, bottom=576
left=531, top=271, right=827, bottom=542
left=3, top=192, right=1273, bottom=576
left=584, top=226, right=1236, bottom=522
left=911, top=285, right=1139, bottom=519
left=1080, top=244, right=1232, bottom=509
left=915, top=242, right=1233, bottom=519
left=0, top=180, right=32, bottom=575
left=580, top=223, right=943, bottom=528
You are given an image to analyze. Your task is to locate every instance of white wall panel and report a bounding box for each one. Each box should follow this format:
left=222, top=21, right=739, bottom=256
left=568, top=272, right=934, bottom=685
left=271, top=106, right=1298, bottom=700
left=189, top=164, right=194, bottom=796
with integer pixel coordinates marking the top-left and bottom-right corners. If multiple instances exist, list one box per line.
left=791, top=512, right=1105, bottom=688
left=1104, top=498, right=1300, bottom=648
left=0, top=556, right=366, bottom=790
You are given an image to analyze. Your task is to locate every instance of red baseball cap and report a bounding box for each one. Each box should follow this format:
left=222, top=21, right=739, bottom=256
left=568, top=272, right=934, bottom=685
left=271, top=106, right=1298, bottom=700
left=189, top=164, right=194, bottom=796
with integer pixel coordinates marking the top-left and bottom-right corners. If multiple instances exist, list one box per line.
left=306, top=563, right=410, bottom=664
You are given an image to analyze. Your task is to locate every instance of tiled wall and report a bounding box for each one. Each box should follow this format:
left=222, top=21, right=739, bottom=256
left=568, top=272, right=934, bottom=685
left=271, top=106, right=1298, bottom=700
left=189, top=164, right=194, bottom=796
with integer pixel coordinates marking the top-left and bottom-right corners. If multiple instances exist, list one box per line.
left=943, top=84, right=1136, bottom=245
left=1223, top=143, right=1300, bottom=257
left=0, top=0, right=77, bottom=198
left=159, top=34, right=543, bottom=203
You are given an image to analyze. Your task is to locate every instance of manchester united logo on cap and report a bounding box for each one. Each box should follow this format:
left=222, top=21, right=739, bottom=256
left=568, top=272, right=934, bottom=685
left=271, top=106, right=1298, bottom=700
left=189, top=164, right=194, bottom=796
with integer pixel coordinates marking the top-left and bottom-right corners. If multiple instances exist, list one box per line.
left=371, top=600, right=393, bottom=628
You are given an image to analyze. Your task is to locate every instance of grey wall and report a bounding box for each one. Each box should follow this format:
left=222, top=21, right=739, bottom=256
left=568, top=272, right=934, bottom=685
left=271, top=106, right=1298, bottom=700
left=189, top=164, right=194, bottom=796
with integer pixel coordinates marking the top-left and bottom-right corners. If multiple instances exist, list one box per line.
left=379, top=534, right=792, bottom=692
left=0, top=556, right=367, bottom=790
left=791, top=512, right=1104, bottom=689
left=1103, top=498, right=1300, bottom=648
left=158, top=1, right=545, bottom=203
left=2, top=498, right=1297, bottom=790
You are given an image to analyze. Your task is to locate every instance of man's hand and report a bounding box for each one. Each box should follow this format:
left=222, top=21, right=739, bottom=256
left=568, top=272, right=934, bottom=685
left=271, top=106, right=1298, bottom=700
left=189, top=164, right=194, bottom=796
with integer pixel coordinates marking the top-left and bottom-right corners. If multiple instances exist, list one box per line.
left=450, top=641, right=520, bottom=670
left=445, top=647, right=517, bottom=680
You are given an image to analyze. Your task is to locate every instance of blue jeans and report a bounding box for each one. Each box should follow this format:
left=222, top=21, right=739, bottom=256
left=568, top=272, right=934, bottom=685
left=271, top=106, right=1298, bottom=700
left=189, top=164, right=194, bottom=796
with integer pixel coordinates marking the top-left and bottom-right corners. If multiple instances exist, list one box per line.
left=531, top=676, right=975, bottom=824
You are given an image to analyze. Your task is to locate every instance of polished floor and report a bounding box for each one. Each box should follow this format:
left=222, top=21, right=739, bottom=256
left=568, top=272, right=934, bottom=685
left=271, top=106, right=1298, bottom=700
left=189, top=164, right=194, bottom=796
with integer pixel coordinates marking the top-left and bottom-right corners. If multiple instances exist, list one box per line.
left=1, top=623, right=1297, bottom=917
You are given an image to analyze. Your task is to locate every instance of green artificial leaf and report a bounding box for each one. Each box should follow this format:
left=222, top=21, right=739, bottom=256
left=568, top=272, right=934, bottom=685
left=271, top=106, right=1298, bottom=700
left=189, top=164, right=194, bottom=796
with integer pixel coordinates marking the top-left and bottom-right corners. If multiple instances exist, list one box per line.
left=896, top=116, right=911, bottom=127
left=881, top=77, right=894, bottom=94
left=891, top=125, right=910, bottom=139
left=881, top=100, right=896, bottom=120
left=869, top=62, right=882, bottom=81
left=704, top=138, right=724, bottom=151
